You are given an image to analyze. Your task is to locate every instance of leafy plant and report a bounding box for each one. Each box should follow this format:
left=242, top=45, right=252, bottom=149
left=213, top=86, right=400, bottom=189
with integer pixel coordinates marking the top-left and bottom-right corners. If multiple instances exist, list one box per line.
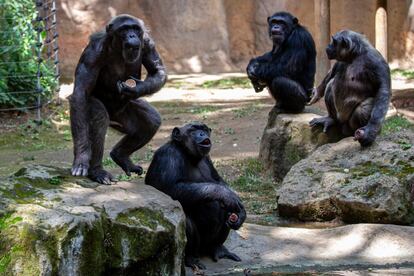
left=0, top=0, right=57, bottom=109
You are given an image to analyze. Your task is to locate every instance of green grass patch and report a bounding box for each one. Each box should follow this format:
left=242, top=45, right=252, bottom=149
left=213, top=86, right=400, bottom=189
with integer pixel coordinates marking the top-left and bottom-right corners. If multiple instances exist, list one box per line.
left=391, top=68, right=414, bottom=80
left=200, top=77, right=252, bottom=89
left=226, top=158, right=277, bottom=216
left=165, top=77, right=253, bottom=90
left=0, top=119, right=70, bottom=151
left=233, top=104, right=260, bottom=118
left=188, top=106, right=219, bottom=115
left=382, top=116, right=413, bottom=136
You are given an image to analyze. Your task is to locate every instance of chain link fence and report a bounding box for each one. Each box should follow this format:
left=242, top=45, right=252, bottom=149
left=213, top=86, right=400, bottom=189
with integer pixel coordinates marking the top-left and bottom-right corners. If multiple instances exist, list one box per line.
left=0, top=0, right=60, bottom=121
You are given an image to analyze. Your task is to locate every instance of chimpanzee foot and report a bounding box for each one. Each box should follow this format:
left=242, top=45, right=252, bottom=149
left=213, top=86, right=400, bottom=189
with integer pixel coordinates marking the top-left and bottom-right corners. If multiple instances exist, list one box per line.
left=185, top=256, right=206, bottom=270
left=309, top=116, right=335, bottom=133
left=88, top=168, right=115, bottom=185
left=110, top=151, right=143, bottom=176
left=212, top=245, right=241, bottom=262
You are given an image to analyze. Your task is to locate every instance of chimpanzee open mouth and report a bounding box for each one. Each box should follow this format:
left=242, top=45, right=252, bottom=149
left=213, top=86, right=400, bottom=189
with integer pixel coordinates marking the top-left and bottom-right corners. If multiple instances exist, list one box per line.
left=199, top=138, right=211, bottom=147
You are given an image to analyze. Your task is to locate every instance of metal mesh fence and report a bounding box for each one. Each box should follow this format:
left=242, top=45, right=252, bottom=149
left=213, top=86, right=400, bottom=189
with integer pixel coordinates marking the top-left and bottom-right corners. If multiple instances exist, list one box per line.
left=0, top=0, right=60, bottom=121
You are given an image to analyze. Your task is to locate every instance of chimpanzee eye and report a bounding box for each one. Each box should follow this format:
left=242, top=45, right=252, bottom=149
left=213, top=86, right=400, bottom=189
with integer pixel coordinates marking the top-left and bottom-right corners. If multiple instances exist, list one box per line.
left=270, top=19, right=278, bottom=25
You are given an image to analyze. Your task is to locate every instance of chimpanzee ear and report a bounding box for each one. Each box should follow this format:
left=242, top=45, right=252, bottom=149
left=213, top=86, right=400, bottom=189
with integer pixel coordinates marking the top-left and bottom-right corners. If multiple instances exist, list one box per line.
left=267, top=16, right=271, bottom=23
left=293, top=17, right=298, bottom=25
left=172, top=127, right=182, bottom=142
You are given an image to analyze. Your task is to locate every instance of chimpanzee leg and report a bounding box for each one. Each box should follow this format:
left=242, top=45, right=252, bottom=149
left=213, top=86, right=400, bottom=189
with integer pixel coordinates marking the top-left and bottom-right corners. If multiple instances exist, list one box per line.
left=193, top=202, right=241, bottom=263
left=348, top=97, right=374, bottom=132
left=110, top=99, right=161, bottom=176
left=87, top=97, right=114, bottom=184
left=269, top=77, right=309, bottom=113
left=211, top=226, right=241, bottom=262
left=324, top=80, right=337, bottom=120
left=185, top=217, right=206, bottom=270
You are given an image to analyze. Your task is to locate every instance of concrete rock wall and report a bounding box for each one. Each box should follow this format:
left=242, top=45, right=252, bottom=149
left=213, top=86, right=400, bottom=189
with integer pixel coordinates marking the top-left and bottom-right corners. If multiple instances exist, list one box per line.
left=57, top=0, right=414, bottom=79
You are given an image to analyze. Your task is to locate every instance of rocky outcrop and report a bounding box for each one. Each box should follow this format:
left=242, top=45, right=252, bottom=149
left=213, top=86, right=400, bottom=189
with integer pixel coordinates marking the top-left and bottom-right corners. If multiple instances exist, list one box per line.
left=0, top=165, right=186, bottom=275
left=278, top=131, right=414, bottom=224
left=259, top=108, right=343, bottom=181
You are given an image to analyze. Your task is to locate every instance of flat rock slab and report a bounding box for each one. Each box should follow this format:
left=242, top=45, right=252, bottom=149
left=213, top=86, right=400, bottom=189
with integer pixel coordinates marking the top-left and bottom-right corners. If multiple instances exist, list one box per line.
left=189, top=223, right=414, bottom=275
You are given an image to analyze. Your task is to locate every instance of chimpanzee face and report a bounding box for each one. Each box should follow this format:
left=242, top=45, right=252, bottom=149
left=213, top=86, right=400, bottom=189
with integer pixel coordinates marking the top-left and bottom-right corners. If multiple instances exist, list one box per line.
left=172, top=123, right=212, bottom=159
left=107, top=16, right=144, bottom=63
left=267, top=13, right=297, bottom=45
left=326, top=31, right=355, bottom=61
left=326, top=36, right=339, bottom=60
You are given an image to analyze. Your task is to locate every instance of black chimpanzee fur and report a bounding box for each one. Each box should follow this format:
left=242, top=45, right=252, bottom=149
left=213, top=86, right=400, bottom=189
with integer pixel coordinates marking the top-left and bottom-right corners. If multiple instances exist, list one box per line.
left=145, top=123, right=246, bottom=270
left=247, top=11, right=316, bottom=113
left=309, top=30, right=391, bottom=147
left=70, top=14, right=167, bottom=184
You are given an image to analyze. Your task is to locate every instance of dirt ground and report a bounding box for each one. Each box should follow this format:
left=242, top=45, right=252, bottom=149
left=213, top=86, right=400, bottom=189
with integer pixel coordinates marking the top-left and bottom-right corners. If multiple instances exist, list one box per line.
left=1, top=74, right=414, bottom=275
left=0, top=74, right=413, bottom=227
left=0, top=74, right=287, bottom=225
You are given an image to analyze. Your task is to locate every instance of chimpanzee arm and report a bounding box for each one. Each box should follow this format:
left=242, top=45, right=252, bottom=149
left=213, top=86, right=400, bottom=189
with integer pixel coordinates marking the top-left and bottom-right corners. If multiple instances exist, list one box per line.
left=70, top=43, right=103, bottom=176
left=168, top=182, right=241, bottom=210
left=146, top=145, right=240, bottom=210
left=368, top=65, right=391, bottom=127
left=137, top=41, right=167, bottom=97
left=206, top=156, right=227, bottom=185
left=309, top=62, right=340, bottom=104
left=247, top=52, right=273, bottom=80
left=318, top=63, right=340, bottom=93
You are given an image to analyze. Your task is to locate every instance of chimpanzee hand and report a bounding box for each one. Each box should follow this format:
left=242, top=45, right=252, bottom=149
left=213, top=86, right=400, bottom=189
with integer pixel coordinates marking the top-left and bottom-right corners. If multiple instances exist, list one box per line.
left=71, top=151, right=90, bottom=176
left=220, top=189, right=246, bottom=230
left=246, top=59, right=266, bottom=92
left=308, top=87, right=322, bottom=105
left=354, top=125, right=378, bottom=147
left=246, top=59, right=259, bottom=79
left=117, top=76, right=144, bottom=99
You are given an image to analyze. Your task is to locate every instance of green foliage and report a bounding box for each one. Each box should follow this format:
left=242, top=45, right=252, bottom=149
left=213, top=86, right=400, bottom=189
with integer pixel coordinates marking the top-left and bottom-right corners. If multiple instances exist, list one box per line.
left=391, top=68, right=414, bottom=80
left=0, top=0, right=57, bottom=108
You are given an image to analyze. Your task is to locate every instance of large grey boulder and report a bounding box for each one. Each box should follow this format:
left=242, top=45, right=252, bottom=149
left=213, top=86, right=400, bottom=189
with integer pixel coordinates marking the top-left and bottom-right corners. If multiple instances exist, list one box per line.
left=259, top=108, right=343, bottom=181
left=0, top=165, right=186, bottom=275
left=278, top=131, right=414, bottom=224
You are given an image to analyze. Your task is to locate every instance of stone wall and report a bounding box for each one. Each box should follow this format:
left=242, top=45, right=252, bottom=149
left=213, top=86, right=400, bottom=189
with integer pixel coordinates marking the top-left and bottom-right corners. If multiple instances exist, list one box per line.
left=57, top=0, right=414, bottom=79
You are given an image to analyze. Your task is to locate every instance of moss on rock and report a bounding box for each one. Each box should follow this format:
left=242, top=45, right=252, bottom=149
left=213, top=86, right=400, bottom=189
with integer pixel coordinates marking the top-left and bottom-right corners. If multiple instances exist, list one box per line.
left=0, top=165, right=186, bottom=275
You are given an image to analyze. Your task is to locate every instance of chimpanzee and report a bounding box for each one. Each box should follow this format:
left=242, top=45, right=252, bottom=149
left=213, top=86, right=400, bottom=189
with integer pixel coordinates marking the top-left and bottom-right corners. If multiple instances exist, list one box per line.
left=309, top=30, right=391, bottom=147
left=145, top=123, right=246, bottom=270
left=246, top=12, right=316, bottom=113
left=70, top=14, right=167, bottom=184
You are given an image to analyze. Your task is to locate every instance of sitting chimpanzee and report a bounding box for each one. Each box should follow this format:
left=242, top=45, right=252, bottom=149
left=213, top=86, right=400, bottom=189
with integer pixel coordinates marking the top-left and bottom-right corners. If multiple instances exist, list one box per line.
left=246, top=12, right=316, bottom=113
left=309, top=30, right=391, bottom=147
left=70, top=15, right=167, bottom=184
left=145, top=123, right=246, bottom=270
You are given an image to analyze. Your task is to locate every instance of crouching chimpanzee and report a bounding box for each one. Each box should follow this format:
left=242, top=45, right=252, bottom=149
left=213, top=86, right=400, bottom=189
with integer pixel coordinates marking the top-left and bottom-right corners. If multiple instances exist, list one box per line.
left=309, top=30, right=391, bottom=147
left=145, top=123, right=246, bottom=270
left=246, top=12, right=316, bottom=113
left=70, top=15, right=167, bottom=184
